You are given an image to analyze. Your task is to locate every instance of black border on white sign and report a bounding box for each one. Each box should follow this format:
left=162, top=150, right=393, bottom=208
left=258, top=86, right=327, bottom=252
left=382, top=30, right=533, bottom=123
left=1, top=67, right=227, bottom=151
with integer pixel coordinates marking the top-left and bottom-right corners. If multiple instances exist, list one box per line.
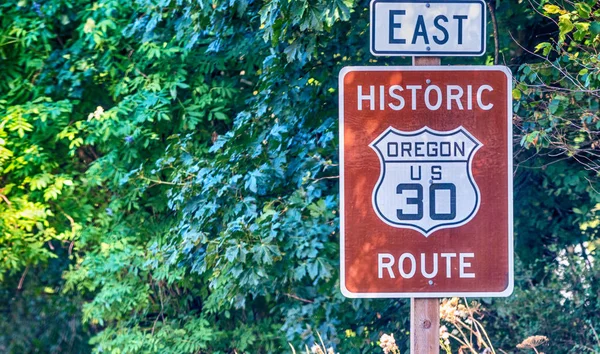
left=370, top=0, right=487, bottom=56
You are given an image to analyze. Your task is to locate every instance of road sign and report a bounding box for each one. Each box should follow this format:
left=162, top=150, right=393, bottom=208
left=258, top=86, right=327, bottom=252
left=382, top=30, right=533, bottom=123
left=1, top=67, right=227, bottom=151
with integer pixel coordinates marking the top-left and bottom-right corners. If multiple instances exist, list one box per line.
left=370, top=0, right=486, bottom=56
left=339, top=66, right=513, bottom=298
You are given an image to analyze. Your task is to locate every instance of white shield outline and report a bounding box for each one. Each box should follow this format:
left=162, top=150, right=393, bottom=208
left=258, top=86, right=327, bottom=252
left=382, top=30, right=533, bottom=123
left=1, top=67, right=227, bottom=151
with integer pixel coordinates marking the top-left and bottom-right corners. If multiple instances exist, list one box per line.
left=369, top=126, right=482, bottom=236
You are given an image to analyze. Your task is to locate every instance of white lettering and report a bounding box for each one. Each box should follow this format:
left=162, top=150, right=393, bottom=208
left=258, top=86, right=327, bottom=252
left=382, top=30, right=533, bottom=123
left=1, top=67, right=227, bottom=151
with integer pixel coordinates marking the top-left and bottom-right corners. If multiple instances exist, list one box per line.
left=378, top=253, right=395, bottom=278
left=399, top=253, right=417, bottom=278
left=406, top=85, right=422, bottom=110
left=467, top=85, right=473, bottom=110
left=459, top=253, right=475, bottom=278
left=421, top=252, right=438, bottom=279
left=446, top=85, right=464, bottom=110
left=477, top=85, right=494, bottom=110
left=358, top=85, right=374, bottom=110
left=376, top=252, right=475, bottom=279
left=424, top=85, right=442, bottom=110
left=388, top=85, right=405, bottom=110
left=356, top=84, right=495, bottom=112
left=441, top=253, right=457, bottom=278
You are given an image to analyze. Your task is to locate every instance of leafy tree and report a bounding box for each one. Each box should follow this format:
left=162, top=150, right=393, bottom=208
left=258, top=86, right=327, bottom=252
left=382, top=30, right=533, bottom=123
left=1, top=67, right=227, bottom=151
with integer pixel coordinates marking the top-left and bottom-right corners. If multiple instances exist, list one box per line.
left=1, top=0, right=599, bottom=353
left=486, top=1, right=600, bottom=353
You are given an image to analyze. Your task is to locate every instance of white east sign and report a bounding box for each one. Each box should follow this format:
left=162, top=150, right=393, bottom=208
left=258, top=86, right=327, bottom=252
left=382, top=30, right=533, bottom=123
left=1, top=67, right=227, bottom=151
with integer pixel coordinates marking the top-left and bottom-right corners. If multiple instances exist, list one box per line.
left=370, top=0, right=486, bottom=56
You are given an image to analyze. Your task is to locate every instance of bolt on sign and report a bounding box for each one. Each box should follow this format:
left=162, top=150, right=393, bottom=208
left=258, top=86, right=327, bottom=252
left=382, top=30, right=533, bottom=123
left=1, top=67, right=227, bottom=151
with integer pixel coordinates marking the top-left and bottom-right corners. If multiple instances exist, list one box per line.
left=339, top=66, right=513, bottom=298
left=370, top=0, right=486, bottom=56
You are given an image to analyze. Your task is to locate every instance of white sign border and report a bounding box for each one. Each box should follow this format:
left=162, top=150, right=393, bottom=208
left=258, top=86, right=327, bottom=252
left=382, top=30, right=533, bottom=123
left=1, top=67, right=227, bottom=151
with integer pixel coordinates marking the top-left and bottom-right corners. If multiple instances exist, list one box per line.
left=339, top=65, right=513, bottom=298
left=370, top=0, right=487, bottom=57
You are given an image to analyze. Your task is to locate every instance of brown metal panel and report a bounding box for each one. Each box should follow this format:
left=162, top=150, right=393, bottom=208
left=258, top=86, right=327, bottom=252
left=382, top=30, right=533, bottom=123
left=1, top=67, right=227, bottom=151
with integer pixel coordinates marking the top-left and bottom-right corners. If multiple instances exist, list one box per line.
left=340, top=66, right=512, bottom=296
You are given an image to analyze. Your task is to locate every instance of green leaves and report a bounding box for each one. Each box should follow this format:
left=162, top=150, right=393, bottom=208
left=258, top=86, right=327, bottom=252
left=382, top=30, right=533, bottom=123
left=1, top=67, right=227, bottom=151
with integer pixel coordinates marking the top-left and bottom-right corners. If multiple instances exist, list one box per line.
left=88, top=317, right=216, bottom=354
left=558, top=15, right=575, bottom=41
left=511, top=8, right=600, bottom=354
left=590, top=21, right=600, bottom=35
left=543, top=4, right=565, bottom=14
left=1, top=0, right=600, bottom=353
left=543, top=2, right=600, bottom=44
left=0, top=94, right=79, bottom=283
left=548, top=95, right=568, bottom=115
left=575, top=2, right=592, bottom=19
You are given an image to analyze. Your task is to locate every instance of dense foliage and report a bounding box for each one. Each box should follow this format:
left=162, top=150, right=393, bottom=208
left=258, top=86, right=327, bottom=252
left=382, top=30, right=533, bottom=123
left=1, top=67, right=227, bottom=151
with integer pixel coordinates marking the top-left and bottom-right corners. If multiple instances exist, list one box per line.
left=1, top=0, right=599, bottom=353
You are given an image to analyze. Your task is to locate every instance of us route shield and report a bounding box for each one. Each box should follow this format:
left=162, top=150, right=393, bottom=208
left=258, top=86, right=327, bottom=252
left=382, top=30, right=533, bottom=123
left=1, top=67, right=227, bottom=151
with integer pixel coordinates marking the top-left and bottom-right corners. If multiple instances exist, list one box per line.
left=370, top=126, right=482, bottom=236
left=339, top=66, right=513, bottom=298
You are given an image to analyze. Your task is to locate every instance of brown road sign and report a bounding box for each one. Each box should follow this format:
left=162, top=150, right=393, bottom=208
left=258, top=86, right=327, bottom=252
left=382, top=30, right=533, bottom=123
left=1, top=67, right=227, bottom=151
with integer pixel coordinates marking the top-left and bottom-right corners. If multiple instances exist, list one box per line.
left=339, top=66, right=513, bottom=298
